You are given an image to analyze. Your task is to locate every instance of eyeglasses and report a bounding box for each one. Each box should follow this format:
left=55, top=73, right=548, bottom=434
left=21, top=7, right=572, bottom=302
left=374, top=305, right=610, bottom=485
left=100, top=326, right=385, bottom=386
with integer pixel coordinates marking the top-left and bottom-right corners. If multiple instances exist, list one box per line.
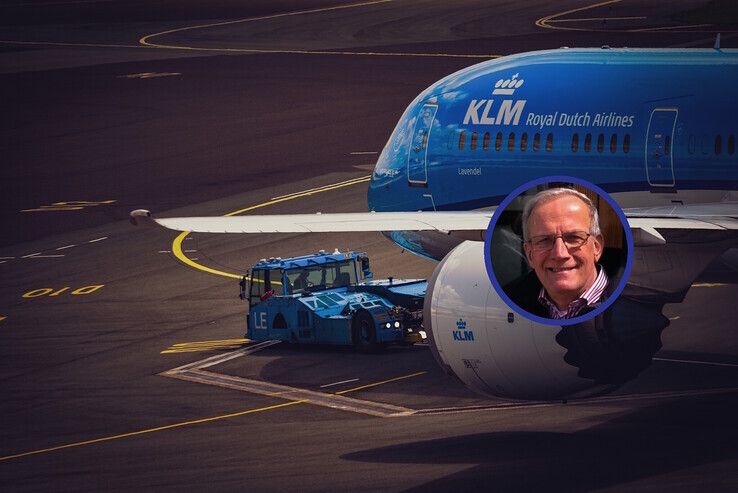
left=527, top=231, right=591, bottom=252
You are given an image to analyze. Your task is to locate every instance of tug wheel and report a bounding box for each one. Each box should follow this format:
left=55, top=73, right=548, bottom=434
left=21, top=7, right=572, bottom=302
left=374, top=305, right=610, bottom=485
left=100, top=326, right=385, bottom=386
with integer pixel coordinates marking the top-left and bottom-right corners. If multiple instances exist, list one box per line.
left=352, top=310, right=379, bottom=353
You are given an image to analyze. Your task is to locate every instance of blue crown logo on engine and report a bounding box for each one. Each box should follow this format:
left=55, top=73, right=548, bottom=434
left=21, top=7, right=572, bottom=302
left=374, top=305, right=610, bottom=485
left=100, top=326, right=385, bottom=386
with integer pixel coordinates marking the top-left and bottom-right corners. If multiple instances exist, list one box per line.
left=454, top=319, right=474, bottom=341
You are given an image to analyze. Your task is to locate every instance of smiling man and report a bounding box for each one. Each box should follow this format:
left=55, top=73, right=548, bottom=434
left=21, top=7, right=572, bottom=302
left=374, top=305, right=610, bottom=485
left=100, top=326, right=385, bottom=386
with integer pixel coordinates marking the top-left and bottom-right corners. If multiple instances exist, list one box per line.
left=508, top=187, right=608, bottom=320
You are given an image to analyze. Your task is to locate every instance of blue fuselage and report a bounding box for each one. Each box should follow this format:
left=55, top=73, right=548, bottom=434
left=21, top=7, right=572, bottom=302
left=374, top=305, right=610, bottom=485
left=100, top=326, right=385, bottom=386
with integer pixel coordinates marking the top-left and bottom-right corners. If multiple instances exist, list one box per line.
left=368, top=48, right=738, bottom=218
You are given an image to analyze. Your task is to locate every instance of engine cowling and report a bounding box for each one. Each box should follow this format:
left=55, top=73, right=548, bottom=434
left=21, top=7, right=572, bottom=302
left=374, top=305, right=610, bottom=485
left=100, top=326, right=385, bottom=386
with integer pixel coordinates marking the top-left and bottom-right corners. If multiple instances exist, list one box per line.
left=424, top=241, right=666, bottom=400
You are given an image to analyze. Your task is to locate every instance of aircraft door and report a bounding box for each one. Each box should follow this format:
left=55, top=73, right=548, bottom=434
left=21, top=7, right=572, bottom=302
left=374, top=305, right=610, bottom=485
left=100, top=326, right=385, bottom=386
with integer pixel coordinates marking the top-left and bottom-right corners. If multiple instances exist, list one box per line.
left=407, top=103, right=437, bottom=186
left=645, top=108, right=677, bottom=187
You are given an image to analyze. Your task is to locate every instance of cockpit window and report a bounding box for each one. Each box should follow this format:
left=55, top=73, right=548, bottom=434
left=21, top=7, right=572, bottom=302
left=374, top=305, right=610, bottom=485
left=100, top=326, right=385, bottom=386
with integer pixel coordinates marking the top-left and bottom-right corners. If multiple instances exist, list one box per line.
left=286, top=260, right=357, bottom=294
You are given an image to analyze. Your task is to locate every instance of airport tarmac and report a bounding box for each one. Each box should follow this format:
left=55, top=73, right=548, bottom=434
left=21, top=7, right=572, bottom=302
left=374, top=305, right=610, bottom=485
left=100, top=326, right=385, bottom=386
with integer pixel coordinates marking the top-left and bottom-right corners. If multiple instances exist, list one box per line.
left=1, top=1, right=738, bottom=491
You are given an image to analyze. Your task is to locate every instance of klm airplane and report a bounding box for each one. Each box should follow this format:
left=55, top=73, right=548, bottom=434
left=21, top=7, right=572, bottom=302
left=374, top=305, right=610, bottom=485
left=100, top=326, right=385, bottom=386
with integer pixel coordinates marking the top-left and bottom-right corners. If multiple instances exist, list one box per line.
left=132, top=47, right=738, bottom=401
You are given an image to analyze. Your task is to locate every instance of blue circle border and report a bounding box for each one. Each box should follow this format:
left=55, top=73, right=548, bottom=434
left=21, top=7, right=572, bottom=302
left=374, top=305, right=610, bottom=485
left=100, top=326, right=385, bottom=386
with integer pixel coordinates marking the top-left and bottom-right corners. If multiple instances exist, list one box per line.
left=483, top=175, right=634, bottom=327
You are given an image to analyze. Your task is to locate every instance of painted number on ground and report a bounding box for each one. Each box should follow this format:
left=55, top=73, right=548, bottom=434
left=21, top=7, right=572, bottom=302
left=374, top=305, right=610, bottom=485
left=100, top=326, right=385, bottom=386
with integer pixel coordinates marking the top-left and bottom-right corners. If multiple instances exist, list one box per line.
left=22, top=285, right=105, bottom=298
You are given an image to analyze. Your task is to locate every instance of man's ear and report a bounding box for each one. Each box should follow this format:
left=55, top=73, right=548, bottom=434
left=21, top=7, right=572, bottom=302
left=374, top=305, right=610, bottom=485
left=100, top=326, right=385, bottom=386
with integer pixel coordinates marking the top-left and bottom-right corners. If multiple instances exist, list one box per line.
left=592, top=234, right=604, bottom=261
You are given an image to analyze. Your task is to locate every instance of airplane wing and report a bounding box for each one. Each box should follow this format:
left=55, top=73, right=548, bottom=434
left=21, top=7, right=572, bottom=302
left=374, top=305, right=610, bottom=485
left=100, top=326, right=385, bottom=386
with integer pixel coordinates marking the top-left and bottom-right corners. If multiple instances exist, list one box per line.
left=129, top=209, right=493, bottom=234
left=621, top=203, right=738, bottom=299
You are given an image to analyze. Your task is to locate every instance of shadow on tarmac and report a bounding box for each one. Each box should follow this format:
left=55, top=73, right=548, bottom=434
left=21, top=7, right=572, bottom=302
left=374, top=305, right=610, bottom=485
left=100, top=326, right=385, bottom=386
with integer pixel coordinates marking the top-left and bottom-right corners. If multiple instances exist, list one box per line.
left=343, top=393, right=738, bottom=491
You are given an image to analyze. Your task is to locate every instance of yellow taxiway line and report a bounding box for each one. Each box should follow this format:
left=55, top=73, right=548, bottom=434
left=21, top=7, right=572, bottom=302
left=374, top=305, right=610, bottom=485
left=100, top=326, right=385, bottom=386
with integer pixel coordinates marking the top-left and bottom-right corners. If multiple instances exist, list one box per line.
left=170, top=175, right=371, bottom=279
left=0, top=370, right=426, bottom=462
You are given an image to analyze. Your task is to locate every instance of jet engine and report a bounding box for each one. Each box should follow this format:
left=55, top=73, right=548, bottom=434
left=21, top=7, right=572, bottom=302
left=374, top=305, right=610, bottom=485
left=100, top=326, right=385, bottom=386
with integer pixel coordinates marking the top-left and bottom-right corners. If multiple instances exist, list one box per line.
left=424, top=241, right=667, bottom=400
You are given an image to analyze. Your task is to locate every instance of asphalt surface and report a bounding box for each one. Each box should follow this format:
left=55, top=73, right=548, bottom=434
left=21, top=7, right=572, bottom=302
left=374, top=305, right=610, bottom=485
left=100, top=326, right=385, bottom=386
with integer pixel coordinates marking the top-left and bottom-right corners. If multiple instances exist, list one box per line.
left=1, top=1, right=738, bottom=491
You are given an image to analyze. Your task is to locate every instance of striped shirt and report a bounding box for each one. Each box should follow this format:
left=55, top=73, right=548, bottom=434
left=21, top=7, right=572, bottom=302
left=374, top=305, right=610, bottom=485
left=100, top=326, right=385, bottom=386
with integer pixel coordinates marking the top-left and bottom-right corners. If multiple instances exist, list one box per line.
left=537, top=265, right=609, bottom=320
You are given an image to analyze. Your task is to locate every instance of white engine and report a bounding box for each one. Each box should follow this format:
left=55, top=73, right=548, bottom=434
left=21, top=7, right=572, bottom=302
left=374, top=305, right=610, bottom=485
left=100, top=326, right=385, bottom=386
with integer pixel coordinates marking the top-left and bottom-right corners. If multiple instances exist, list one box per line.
left=424, top=241, right=665, bottom=400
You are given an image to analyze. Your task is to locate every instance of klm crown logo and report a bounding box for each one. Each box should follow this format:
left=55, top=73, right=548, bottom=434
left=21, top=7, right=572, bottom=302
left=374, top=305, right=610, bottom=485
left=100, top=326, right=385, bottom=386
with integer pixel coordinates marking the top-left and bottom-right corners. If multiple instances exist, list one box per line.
left=453, top=319, right=474, bottom=342
left=492, top=73, right=524, bottom=95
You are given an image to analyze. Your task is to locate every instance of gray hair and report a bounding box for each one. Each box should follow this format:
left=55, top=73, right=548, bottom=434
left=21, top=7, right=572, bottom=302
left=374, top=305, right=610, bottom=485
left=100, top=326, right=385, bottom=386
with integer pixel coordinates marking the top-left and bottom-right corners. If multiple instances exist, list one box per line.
left=521, top=187, right=602, bottom=241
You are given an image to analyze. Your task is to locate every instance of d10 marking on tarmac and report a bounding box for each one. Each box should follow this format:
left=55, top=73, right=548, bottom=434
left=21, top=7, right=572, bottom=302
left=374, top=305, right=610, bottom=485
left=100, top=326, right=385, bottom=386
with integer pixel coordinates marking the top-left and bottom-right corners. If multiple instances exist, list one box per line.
left=22, top=285, right=105, bottom=299
left=21, top=200, right=116, bottom=213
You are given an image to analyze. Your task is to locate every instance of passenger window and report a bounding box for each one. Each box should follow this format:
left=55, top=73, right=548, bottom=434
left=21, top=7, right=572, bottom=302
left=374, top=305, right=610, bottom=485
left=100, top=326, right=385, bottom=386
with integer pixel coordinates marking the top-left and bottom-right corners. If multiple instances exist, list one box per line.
left=458, top=131, right=466, bottom=151
left=520, top=132, right=528, bottom=152
left=470, top=131, right=478, bottom=151
left=483, top=132, right=491, bottom=151
left=422, top=130, right=428, bottom=150
left=610, top=134, right=617, bottom=154
left=597, top=133, right=604, bottom=153
left=545, top=133, right=553, bottom=152
left=623, top=134, right=631, bottom=154
left=571, top=133, right=579, bottom=153
left=508, top=132, right=516, bottom=151
left=665, top=134, right=671, bottom=155
left=533, top=133, right=541, bottom=152
left=688, top=135, right=696, bottom=155
left=495, top=131, right=503, bottom=151
left=715, top=135, right=722, bottom=155
left=729, top=135, right=736, bottom=155
left=584, top=133, right=592, bottom=153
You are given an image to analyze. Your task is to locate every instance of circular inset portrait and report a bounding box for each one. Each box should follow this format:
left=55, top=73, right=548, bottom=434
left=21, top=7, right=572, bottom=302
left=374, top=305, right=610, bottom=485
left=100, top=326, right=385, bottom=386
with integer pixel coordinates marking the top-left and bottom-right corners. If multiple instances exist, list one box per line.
left=484, top=176, right=633, bottom=326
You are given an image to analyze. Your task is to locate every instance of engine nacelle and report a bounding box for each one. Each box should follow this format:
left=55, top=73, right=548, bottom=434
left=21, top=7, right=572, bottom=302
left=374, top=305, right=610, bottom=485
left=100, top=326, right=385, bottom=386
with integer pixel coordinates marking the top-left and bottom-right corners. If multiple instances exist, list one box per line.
left=424, top=241, right=666, bottom=400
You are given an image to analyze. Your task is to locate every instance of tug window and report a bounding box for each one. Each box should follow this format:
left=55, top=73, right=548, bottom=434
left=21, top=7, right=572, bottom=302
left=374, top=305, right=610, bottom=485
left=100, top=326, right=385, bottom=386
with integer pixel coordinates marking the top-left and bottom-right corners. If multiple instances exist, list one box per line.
left=584, top=133, right=592, bottom=153
left=520, top=132, right=528, bottom=152
left=533, top=133, right=541, bottom=152
left=597, top=133, right=604, bottom=153
left=623, top=134, right=631, bottom=154
left=483, top=132, right=491, bottom=151
left=458, top=131, right=466, bottom=150
left=571, top=133, right=579, bottom=153
left=610, top=134, right=618, bottom=154
left=495, top=131, right=503, bottom=151
left=470, top=131, right=478, bottom=150
left=545, top=133, right=553, bottom=152
left=507, top=132, right=516, bottom=151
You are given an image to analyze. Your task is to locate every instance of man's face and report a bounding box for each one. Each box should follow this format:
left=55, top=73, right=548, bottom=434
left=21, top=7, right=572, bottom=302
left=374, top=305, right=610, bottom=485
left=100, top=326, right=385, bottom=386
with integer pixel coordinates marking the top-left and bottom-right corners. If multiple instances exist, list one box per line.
left=523, top=195, right=603, bottom=309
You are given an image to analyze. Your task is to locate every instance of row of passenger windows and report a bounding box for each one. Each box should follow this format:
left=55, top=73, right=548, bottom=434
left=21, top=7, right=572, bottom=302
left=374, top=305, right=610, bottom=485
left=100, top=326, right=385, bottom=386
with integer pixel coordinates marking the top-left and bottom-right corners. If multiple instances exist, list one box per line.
left=457, top=131, right=737, bottom=156
left=457, top=131, right=630, bottom=154
left=689, top=134, right=736, bottom=156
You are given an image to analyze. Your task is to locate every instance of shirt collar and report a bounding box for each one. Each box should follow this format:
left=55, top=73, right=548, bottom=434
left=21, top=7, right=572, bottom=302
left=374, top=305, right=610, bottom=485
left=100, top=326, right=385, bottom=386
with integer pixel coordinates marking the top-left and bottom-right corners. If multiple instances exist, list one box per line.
left=537, top=265, right=609, bottom=319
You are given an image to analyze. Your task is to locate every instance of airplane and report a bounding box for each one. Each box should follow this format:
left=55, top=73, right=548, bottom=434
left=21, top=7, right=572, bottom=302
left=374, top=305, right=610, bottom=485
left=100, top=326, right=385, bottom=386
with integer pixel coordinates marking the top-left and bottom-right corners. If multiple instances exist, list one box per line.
left=131, top=46, right=738, bottom=401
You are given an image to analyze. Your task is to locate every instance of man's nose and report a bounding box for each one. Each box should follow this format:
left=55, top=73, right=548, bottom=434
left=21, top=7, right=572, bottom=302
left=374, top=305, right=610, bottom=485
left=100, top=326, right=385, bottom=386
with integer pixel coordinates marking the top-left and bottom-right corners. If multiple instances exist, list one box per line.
left=549, top=237, right=571, bottom=259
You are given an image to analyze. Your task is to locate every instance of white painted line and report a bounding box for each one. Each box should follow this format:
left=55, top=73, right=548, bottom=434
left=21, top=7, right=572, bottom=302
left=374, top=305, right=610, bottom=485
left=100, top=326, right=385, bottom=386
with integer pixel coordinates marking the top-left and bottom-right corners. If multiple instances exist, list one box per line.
left=350, top=151, right=378, bottom=155
left=654, top=357, right=738, bottom=368
left=320, top=378, right=359, bottom=388
left=184, top=250, right=197, bottom=253
left=56, top=244, right=76, bottom=251
left=22, top=252, right=41, bottom=258
left=0, top=261, right=6, bottom=264
left=669, top=316, right=680, bottom=321
left=88, top=237, right=108, bottom=243
left=30, top=254, right=65, bottom=258
left=158, top=250, right=171, bottom=254
left=0, top=256, right=15, bottom=260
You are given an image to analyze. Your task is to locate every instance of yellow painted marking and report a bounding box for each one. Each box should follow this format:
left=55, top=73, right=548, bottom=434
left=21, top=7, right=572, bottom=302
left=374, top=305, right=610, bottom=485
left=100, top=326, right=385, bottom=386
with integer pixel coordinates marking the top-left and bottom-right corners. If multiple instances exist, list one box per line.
left=0, top=400, right=305, bottom=463
left=161, top=339, right=250, bottom=354
left=336, top=371, right=426, bottom=395
left=692, top=282, right=728, bottom=288
left=0, top=369, right=425, bottom=461
left=0, top=315, right=6, bottom=322
left=136, top=1, right=497, bottom=59
left=22, top=200, right=116, bottom=213
left=536, top=0, right=623, bottom=30
left=170, top=175, right=371, bottom=279
left=118, top=72, right=181, bottom=79
left=535, top=0, right=724, bottom=34
left=546, top=16, right=646, bottom=23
